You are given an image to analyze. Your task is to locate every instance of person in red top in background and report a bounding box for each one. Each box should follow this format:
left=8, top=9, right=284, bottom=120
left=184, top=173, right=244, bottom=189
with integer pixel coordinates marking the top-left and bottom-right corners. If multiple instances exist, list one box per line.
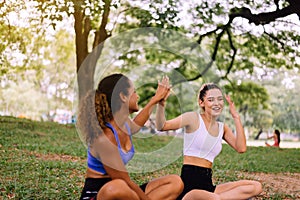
left=265, top=129, right=281, bottom=147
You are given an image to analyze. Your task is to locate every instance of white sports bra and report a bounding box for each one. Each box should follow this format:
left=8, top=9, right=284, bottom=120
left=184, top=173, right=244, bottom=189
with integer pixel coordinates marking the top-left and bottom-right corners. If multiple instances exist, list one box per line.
left=183, top=113, right=224, bottom=163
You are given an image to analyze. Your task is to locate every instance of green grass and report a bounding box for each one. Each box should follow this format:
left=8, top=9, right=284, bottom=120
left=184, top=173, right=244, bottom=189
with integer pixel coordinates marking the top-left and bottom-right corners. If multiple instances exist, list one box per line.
left=0, top=116, right=299, bottom=199
left=215, top=144, right=299, bottom=173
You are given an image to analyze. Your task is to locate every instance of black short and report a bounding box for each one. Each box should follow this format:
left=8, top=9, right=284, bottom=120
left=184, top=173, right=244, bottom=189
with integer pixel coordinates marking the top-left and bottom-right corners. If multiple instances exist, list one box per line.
left=176, top=164, right=216, bottom=200
left=80, top=178, right=148, bottom=200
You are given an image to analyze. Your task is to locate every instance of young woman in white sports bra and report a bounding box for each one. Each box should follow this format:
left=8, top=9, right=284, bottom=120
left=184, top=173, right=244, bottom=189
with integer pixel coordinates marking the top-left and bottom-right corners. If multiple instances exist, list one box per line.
left=156, top=80, right=262, bottom=200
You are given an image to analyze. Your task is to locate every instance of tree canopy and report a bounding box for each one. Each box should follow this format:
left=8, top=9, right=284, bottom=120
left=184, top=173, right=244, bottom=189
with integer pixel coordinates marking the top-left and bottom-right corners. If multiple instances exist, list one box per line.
left=1, top=0, right=299, bottom=132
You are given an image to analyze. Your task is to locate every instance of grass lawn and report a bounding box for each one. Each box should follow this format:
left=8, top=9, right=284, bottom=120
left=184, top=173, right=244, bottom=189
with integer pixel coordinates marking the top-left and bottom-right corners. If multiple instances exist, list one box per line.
left=0, top=116, right=299, bottom=199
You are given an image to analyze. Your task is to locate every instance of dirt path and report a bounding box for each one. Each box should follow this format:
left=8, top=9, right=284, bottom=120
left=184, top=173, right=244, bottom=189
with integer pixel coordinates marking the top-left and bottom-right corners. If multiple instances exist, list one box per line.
left=238, top=172, right=300, bottom=199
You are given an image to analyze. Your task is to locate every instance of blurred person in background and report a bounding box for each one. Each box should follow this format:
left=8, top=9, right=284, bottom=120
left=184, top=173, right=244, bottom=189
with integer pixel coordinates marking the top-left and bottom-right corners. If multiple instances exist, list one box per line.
left=265, top=129, right=281, bottom=147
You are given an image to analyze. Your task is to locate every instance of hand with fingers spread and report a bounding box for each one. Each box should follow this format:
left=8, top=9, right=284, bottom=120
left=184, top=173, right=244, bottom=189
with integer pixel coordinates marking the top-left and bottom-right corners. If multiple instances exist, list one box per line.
left=153, top=76, right=171, bottom=104
left=225, top=95, right=240, bottom=119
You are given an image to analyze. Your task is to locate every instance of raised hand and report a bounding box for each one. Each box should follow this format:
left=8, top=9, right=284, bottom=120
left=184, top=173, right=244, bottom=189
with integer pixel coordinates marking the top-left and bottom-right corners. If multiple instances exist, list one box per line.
left=154, top=76, right=171, bottom=104
left=225, top=95, right=240, bottom=119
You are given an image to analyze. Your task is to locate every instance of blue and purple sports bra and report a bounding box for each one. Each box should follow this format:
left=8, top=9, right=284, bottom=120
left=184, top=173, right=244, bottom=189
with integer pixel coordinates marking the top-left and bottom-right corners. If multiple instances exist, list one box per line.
left=87, top=122, right=135, bottom=174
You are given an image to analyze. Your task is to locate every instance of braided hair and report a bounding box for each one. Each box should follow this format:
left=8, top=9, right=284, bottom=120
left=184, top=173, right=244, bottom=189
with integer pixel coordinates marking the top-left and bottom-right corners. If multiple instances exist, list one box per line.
left=77, top=74, right=131, bottom=146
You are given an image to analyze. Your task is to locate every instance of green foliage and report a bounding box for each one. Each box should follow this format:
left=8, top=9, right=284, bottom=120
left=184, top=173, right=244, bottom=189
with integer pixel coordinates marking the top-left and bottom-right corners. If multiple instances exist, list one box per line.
left=0, top=28, right=75, bottom=119
left=238, top=33, right=291, bottom=70
left=218, top=80, right=273, bottom=131
left=264, top=69, right=300, bottom=132
left=224, top=67, right=300, bottom=132
left=122, top=0, right=180, bottom=30
left=0, top=0, right=52, bottom=78
left=224, top=81, right=269, bottom=110
left=1, top=0, right=300, bottom=135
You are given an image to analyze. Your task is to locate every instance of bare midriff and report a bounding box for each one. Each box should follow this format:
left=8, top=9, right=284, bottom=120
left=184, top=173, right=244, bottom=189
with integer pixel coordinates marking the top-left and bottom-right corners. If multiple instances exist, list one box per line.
left=86, top=167, right=110, bottom=179
left=183, top=155, right=213, bottom=169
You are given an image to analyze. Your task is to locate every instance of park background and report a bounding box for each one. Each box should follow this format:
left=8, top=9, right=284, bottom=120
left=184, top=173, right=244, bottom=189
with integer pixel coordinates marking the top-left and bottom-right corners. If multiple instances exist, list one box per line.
left=1, top=0, right=300, bottom=199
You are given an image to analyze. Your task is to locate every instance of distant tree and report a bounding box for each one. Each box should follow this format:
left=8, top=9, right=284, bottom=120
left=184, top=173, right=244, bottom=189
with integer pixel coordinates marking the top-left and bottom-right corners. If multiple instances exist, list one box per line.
left=0, top=0, right=49, bottom=78
left=31, top=0, right=299, bottom=99
left=0, top=28, right=75, bottom=119
left=265, top=69, right=300, bottom=132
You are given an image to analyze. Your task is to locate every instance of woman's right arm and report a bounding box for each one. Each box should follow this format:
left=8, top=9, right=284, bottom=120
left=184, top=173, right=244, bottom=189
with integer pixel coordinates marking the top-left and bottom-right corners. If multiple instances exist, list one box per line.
left=156, top=103, right=192, bottom=131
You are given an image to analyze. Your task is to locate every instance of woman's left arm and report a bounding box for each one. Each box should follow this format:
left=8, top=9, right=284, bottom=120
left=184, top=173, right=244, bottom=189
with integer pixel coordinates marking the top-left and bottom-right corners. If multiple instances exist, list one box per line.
left=223, top=95, right=247, bottom=153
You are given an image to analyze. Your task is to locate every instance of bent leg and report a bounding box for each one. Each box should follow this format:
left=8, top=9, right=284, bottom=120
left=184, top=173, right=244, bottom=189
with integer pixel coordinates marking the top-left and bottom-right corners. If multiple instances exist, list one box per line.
left=97, top=179, right=139, bottom=200
left=145, top=174, right=184, bottom=200
left=182, top=189, right=220, bottom=200
left=215, top=180, right=262, bottom=200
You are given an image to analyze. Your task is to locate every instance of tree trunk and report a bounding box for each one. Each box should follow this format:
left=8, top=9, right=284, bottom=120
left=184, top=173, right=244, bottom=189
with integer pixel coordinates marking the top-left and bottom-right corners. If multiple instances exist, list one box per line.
left=73, top=0, right=111, bottom=101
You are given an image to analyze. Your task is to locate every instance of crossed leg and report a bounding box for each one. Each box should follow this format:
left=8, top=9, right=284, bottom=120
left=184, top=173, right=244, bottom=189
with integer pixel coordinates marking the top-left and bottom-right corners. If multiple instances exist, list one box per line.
left=145, top=174, right=184, bottom=200
left=97, top=174, right=183, bottom=200
left=97, top=179, right=140, bottom=200
left=215, top=180, right=262, bottom=200
left=182, top=180, right=262, bottom=200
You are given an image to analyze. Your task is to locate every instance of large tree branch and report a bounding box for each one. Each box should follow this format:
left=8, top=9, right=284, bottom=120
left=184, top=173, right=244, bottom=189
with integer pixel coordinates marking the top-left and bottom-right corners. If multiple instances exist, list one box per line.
left=172, top=27, right=227, bottom=87
left=222, top=29, right=237, bottom=80
left=93, top=0, right=111, bottom=49
left=192, top=8, right=237, bottom=80
left=139, top=1, right=300, bottom=105
left=230, top=2, right=300, bottom=26
left=194, top=1, right=300, bottom=81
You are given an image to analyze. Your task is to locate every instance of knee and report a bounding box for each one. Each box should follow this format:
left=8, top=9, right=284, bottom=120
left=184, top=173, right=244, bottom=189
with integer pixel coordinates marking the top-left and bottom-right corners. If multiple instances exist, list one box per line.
left=100, top=179, right=129, bottom=197
left=169, top=174, right=184, bottom=195
left=212, top=193, right=221, bottom=200
left=208, top=193, right=221, bottom=200
left=253, top=181, right=263, bottom=195
left=183, top=190, right=220, bottom=200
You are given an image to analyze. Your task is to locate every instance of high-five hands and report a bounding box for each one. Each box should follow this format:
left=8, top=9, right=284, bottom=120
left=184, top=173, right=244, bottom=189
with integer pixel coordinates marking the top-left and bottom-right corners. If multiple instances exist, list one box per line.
left=156, top=76, right=171, bottom=106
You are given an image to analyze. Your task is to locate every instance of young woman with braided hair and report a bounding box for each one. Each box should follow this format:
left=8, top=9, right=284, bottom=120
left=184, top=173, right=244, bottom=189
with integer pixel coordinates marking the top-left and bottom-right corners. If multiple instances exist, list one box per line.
left=156, top=82, right=262, bottom=200
left=78, top=73, right=183, bottom=200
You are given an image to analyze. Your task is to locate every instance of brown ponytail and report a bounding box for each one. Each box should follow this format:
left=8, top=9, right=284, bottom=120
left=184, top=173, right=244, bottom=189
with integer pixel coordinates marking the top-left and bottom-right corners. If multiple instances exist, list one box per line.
left=95, top=92, right=113, bottom=129
left=77, top=90, right=101, bottom=146
left=76, top=73, right=131, bottom=146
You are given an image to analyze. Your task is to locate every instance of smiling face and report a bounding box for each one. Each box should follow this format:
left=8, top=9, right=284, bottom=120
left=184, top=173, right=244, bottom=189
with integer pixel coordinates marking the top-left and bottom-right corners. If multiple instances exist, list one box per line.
left=199, top=88, right=224, bottom=117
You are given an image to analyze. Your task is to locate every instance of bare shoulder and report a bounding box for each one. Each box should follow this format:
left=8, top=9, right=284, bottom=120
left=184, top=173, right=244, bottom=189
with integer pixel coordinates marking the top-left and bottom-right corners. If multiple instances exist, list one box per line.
left=185, top=111, right=199, bottom=120
left=185, top=111, right=199, bottom=117
left=175, top=111, right=198, bottom=124
left=183, top=111, right=199, bottom=132
left=98, top=127, right=116, bottom=144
